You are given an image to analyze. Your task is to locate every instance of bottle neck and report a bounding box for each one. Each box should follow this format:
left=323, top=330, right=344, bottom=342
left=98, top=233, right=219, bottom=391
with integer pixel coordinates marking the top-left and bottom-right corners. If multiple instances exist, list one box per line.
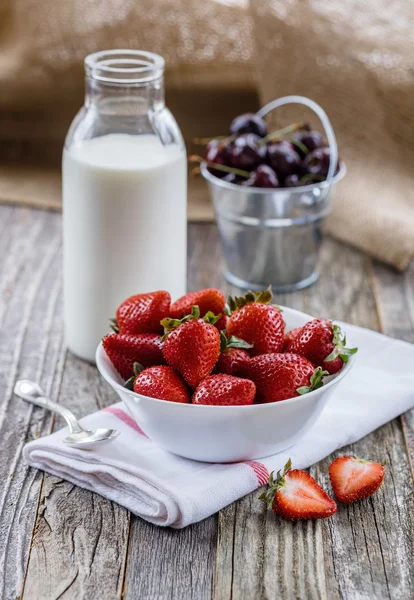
left=83, top=50, right=166, bottom=116
left=85, top=77, right=165, bottom=115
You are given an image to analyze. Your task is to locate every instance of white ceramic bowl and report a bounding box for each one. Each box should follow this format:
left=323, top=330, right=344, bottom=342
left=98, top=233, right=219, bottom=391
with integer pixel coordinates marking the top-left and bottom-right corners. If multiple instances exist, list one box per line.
left=96, top=306, right=355, bottom=463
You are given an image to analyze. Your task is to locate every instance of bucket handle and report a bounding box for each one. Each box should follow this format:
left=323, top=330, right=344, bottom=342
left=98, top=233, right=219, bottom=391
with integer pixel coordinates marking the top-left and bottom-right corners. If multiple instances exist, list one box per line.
left=256, top=96, right=338, bottom=190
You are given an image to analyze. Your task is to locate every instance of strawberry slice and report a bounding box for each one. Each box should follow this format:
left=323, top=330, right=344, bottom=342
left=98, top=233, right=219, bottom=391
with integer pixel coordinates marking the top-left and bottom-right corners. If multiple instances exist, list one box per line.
left=329, top=456, right=385, bottom=503
left=260, top=459, right=337, bottom=520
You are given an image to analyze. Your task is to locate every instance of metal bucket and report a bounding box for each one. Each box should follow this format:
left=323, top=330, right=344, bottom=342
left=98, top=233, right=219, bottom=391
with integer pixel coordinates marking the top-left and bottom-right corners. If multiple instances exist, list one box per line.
left=201, top=95, right=346, bottom=292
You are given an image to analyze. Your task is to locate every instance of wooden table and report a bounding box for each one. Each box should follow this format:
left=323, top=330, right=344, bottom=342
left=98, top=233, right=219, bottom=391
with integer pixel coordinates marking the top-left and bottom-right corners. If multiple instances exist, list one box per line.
left=1, top=204, right=413, bottom=600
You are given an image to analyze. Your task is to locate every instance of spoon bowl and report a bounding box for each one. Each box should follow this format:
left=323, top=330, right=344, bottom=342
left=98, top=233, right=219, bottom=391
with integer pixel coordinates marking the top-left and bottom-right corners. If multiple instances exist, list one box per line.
left=14, top=379, right=119, bottom=448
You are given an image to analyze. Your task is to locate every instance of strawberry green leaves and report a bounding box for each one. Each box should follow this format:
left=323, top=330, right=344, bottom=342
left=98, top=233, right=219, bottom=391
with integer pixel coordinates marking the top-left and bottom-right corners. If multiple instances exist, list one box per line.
left=296, top=366, right=328, bottom=395
left=161, top=305, right=222, bottom=340
left=124, top=362, right=145, bottom=390
left=258, top=458, right=292, bottom=508
left=219, top=331, right=253, bottom=353
left=227, top=285, right=274, bottom=313
left=324, top=324, right=358, bottom=363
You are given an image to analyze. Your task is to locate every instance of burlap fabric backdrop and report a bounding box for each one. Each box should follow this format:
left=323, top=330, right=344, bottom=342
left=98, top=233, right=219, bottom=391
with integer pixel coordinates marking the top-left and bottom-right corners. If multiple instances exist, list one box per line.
left=1, top=0, right=413, bottom=269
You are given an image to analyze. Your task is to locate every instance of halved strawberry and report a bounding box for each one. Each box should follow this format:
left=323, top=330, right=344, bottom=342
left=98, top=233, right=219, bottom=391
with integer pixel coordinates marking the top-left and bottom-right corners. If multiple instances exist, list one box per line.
left=260, top=459, right=337, bottom=520
left=102, top=333, right=165, bottom=380
left=114, top=290, right=171, bottom=335
left=328, top=456, right=385, bottom=503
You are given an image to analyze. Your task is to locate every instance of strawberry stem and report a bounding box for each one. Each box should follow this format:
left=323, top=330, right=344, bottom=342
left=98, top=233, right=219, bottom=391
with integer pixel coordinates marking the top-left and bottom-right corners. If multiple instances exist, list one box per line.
left=289, top=137, right=308, bottom=155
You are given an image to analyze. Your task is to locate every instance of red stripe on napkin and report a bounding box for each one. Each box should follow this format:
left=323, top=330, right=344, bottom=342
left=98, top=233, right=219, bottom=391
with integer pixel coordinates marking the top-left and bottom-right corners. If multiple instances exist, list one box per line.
left=245, top=461, right=269, bottom=486
left=102, top=406, right=149, bottom=438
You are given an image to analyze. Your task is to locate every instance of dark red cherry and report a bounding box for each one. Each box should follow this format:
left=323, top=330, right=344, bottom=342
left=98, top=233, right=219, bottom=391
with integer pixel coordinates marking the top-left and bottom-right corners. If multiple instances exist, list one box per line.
left=284, top=174, right=301, bottom=187
left=230, top=134, right=267, bottom=170
left=229, top=113, right=267, bottom=137
left=222, top=172, right=242, bottom=184
left=244, top=165, right=279, bottom=188
left=304, top=147, right=333, bottom=177
left=267, top=140, right=301, bottom=178
left=292, top=130, right=324, bottom=158
left=204, top=140, right=231, bottom=178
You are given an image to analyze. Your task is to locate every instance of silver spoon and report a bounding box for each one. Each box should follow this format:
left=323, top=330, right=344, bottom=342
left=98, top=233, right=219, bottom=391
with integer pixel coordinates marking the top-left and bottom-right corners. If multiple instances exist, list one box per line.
left=14, top=379, right=119, bottom=448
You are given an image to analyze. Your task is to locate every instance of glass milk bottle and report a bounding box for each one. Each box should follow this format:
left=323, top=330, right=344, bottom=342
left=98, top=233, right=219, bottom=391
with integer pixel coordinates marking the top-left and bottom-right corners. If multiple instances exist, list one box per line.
left=62, top=51, right=187, bottom=362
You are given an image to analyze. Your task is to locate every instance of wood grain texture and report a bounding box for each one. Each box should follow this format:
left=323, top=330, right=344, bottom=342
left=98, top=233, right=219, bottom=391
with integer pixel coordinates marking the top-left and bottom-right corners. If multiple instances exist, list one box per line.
left=371, top=258, right=414, bottom=478
left=0, top=206, right=66, bottom=600
left=22, top=356, right=130, bottom=600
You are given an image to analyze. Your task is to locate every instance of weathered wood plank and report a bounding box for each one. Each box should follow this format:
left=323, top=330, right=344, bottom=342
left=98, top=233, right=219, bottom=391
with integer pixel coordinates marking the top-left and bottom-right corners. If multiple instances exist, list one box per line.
left=0, top=206, right=67, bottom=600
left=124, top=518, right=217, bottom=600
left=305, top=246, right=414, bottom=600
left=0, top=205, right=130, bottom=600
left=371, top=258, right=414, bottom=478
left=22, top=356, right=130, bottom=600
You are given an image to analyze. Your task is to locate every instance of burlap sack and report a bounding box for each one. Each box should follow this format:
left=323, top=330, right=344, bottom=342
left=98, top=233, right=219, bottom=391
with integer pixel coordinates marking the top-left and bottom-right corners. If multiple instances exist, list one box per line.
left=0, top=0, right=413, bottom=269
left=250, top=0, right=414, bottom=270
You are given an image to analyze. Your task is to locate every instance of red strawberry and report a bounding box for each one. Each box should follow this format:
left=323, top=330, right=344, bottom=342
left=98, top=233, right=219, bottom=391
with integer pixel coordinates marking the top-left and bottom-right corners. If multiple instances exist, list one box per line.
left=192, top=374, right=256, bottom=406
left=283, top=326, right=302, bottom=351
left=328, top=456, right=385, bottom=504
left=102, top=333, right=165, bottom=380
left=170, top=288, right=225, bottom=320
left=114, top=290, right=171, bottom=335
left=227, top=287, right=284, bottom=356
left=133, top=365, right=190, bottom=403
left=161, top=307, right=221, bottom=388
left=215, top=314, right=229, bottom=331
left=287, top=319, right=357, bottom=375
left=214, top=348, right=251, bottom=376
left=260, top=459, right=337, bottom=520
left=242, top=353, right=327, bottom=403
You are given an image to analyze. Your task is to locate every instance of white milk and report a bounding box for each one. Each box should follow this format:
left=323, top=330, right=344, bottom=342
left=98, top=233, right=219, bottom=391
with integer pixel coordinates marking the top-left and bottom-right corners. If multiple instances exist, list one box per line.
left=63, top=133, right=187, bottom=362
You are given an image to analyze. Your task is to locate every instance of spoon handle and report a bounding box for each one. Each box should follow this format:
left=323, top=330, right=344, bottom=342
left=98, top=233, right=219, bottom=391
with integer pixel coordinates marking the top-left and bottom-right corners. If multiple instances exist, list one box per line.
left=14, top=380, right=84, bottom=434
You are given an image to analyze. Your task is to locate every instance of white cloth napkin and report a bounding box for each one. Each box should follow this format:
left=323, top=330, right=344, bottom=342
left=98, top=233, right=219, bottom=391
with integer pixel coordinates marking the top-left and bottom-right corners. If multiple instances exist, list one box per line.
left=23, top=323, right=414, bottom=528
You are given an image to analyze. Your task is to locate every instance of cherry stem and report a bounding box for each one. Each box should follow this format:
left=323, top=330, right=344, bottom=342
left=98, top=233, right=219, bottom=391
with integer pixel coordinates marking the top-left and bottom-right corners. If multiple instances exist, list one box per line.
left=193, top=136, right=228, bottom=145
left=193, top=133, right=237, bottom=146
left=289, top=137, right=308, bottom=155
left=299, top=173, right=325, bottom=184
left=188, top=155, right=250, bottom=179
left=190, top=166, right=201, bottom=177
left=258, top=122, right=305, bottom=146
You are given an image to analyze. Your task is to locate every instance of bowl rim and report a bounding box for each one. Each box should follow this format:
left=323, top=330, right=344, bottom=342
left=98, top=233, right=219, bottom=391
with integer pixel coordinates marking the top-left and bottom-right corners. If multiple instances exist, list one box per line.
left=96, top=305, right=356, bottom=411
left=200, top=161, right=346, bottom=194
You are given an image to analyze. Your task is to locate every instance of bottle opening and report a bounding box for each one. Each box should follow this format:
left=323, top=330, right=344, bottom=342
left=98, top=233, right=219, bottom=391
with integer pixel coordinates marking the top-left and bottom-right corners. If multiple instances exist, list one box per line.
left=85, top=50, right=165, bottom=85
